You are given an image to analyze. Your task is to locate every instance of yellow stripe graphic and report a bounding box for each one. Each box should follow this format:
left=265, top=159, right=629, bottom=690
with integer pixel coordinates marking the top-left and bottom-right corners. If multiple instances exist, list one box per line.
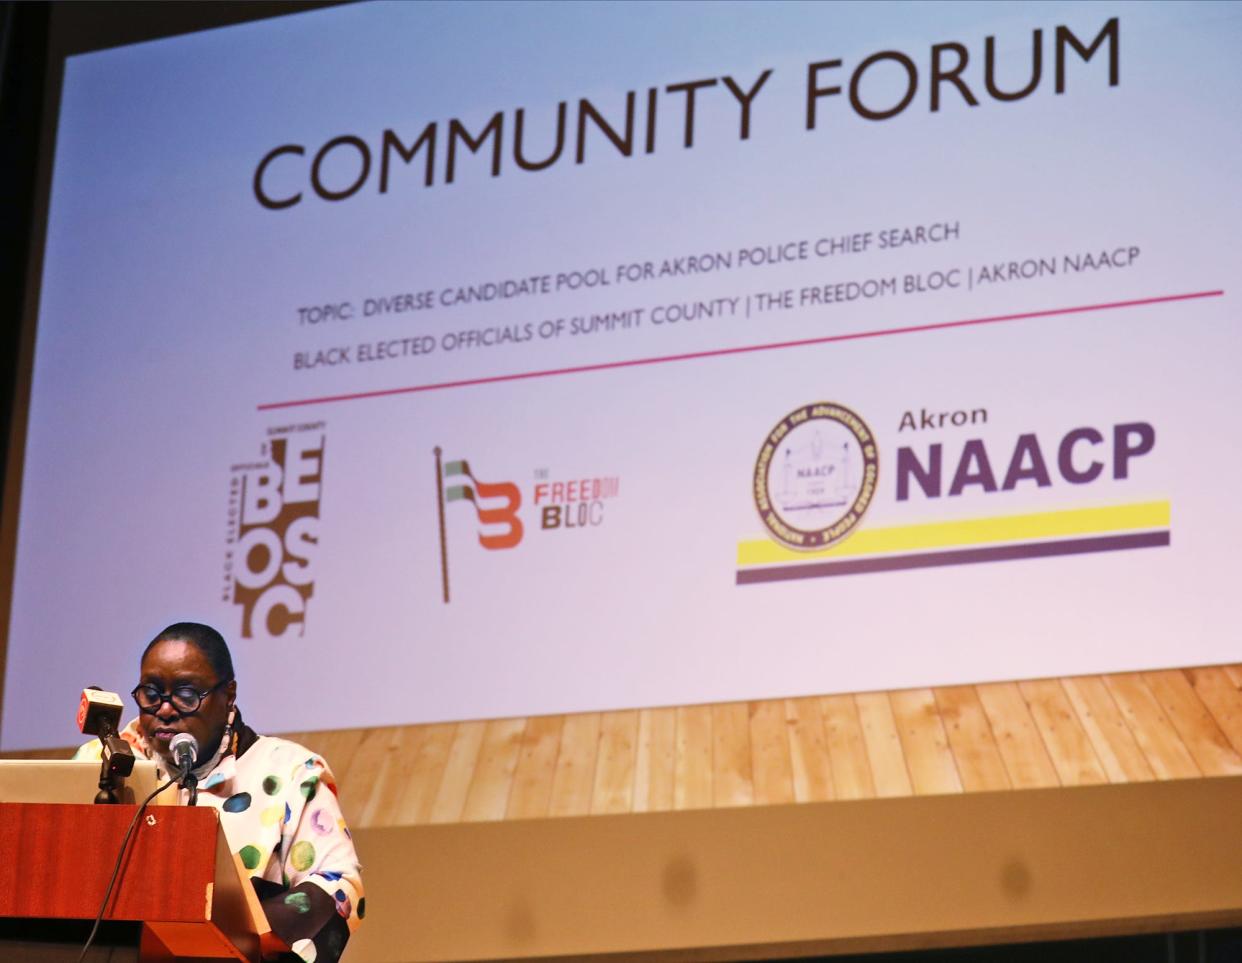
left=737, top=500, right=1170, bottom=567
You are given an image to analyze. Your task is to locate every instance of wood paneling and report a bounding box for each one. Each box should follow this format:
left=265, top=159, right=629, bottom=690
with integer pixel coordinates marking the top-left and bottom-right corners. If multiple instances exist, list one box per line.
left=15, top=666, right=1242, bottom=830
left=461, top=717, right=526, bottom=822
left=506, top=714, right=563, bottom=820
left=1019, top=679, right=1107, bottom=786
left=976, top=682, right=1059, bottom=789
left=888, top=689, right=958, bottom=795
left=591, top=709, right=638, bottom=815
left=855, top=692, right=913, bottom=797
left=934, top=685, right=1009, bottom=792
left=784, top=696, right=834, bottom=802
left=1142, top=669, right=1242, bottom=776
left=632, top=706, right=675, bottom=813
left=820, top=694, right=875, bottom=800
left=673, top=704, right=712, bottom=811
left=308, top=666, right=1242, bottom=825
left=428, top=720, right=485, bottom=823
left=1187, top=666, right=1242, bottom=757
left=710, top=702, right=753, bottom=808
left=1104, top=673, right=1199, bottom=780
left=1061, top=675, right=1154, bottom=783
left=547, top=712, right=599, bottom=817
left=748, top=700, right=794, bottom=805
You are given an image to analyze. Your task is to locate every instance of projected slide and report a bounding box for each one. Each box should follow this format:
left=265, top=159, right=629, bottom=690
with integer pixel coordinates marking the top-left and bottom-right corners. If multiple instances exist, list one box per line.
left=5, top=0, right=1240, bottom=748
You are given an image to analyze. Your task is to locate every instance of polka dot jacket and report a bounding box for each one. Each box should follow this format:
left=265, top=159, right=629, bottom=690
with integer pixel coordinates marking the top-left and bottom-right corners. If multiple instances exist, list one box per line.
left=76, top=709, right=363, bottom=963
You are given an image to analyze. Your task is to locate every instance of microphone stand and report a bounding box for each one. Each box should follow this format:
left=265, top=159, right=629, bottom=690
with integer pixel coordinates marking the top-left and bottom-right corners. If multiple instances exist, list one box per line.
left=93, top=724, right=136, bottom=806
left=95, top=757, right=120, bottom=805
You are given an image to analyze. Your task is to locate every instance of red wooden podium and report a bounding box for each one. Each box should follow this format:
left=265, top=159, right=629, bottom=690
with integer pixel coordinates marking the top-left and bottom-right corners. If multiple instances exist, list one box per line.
left=0, top=802, right=264, bottom=961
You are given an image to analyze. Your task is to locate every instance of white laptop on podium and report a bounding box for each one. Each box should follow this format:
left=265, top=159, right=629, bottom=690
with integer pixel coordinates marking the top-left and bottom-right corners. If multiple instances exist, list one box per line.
left=0, top=758, right=166, bottom=805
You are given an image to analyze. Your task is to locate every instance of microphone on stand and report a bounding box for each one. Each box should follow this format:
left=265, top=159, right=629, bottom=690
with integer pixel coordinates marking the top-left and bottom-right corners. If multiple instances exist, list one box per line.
left=169, top=732, right=200, bottom=806
left=78, top=686, right=122, bottom=738
left=78, top=687, right=136, bottom=804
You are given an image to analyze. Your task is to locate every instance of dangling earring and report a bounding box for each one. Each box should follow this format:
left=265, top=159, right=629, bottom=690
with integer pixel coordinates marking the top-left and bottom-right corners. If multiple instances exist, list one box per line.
left=223, top=706, right=237, bottom=756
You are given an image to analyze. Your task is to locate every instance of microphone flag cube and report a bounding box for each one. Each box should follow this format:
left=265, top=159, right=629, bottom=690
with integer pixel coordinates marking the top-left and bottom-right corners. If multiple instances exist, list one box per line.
left=77, top=687, right=124, bottom=736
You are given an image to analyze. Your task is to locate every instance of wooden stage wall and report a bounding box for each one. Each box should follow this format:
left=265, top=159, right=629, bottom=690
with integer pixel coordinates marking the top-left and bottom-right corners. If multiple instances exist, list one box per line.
left=349, top=774, right=1242, bottom=962
left=286, top=663, right=1242, bottom=960
left=329, top=663, right=1242, bottom=961
left=293, top=664, right=1242, bottom=831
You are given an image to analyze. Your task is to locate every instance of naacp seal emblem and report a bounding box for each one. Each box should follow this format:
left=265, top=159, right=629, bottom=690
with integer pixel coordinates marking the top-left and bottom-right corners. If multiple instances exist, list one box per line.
left=753, top=403, right=878, bottom=550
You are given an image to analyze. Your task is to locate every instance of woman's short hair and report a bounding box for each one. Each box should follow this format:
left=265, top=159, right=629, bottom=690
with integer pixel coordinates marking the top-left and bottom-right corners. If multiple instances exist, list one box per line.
left=143, top=622, right=235, bottom=683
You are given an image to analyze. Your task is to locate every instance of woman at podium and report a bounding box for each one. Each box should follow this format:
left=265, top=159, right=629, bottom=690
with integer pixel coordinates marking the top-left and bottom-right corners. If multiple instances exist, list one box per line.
left=75, top=622, right=363, bottom=963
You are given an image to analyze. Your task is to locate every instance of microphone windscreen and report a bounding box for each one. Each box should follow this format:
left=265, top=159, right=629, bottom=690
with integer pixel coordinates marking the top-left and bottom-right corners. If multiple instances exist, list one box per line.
left=170, top=732, right=199, bottom=767
left=77, top=687, right=123, bottom=735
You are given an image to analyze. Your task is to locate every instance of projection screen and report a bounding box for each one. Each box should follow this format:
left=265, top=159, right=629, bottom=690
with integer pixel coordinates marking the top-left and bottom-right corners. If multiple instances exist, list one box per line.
left=3, top=0, right=1240, bottom=749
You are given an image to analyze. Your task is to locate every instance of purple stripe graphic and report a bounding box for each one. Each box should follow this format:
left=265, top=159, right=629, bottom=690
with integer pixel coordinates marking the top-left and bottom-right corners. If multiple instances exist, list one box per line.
left=735, top=531, right=1171, bottom=585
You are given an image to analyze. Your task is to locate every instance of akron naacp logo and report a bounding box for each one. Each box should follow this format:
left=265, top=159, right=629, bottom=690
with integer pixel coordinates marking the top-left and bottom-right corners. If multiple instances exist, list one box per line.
left=740, top=400, right=1170, bottom=587
left=753, top=402, right=878, bottom=550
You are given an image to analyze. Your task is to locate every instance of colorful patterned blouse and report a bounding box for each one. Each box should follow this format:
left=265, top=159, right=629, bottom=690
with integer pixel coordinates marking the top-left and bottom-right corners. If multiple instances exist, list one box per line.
left=75, top=711, right=363, bottom=963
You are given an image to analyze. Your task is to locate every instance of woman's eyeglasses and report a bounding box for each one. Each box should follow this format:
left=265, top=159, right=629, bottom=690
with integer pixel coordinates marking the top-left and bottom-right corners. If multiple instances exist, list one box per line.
left=131, top=678, right=231, bottom=714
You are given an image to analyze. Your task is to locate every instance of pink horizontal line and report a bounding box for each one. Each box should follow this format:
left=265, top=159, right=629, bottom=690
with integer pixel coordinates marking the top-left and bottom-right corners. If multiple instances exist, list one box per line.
left=257, top=289, right=1224, bottom=411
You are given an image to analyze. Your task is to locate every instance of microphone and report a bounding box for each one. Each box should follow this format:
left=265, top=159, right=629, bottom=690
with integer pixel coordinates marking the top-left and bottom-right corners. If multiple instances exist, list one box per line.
left=78, top=686, right=134, bottom=780
left=79, top=685, right=134, bottom=803
left=78, top=687, right=123, bottom=739
left=170, top=732, right=198, bottom=776
left=170, top=732, right=200, bottom=806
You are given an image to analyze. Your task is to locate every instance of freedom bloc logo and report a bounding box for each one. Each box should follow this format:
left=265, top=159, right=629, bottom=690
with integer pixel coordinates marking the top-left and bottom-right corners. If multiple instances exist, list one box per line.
left=433, top=447, right=522, bottom=604
left=226, top=425, right=323, bottom=640
left=437, top=449, right=524, bottom=550
left=737, top=403, right=1168, bottom=585
left=433, top=447, right=620, bottom=602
